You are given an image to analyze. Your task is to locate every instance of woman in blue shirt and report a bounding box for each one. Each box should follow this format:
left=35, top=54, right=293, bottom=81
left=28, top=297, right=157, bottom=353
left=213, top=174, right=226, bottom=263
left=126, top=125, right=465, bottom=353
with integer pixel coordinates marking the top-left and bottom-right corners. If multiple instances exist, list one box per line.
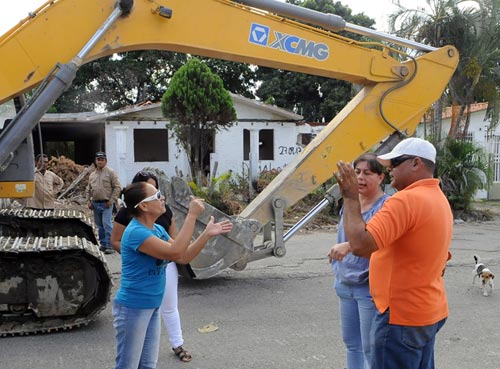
left=328, top=153, right=388, bottom=369
left=111, top=171, right=194, bottom=362
left=113, top=181, right=232, bottom=369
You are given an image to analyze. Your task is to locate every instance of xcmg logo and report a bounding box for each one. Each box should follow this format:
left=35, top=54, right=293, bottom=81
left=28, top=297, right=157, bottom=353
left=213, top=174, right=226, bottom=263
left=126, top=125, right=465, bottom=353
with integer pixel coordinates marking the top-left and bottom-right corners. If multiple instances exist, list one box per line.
left=249, top=23, right=329, bottom=61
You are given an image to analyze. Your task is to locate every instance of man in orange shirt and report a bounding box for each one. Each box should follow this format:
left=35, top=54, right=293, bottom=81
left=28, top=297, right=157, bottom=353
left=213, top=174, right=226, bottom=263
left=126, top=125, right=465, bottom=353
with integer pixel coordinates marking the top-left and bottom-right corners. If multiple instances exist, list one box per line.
left=331, top=137, right=452, bottom=369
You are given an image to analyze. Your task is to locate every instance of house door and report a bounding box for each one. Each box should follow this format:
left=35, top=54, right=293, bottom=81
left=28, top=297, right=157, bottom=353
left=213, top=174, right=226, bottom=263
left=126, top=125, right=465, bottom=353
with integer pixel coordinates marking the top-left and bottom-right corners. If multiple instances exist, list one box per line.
left=202, top=131, right=214, bottom=177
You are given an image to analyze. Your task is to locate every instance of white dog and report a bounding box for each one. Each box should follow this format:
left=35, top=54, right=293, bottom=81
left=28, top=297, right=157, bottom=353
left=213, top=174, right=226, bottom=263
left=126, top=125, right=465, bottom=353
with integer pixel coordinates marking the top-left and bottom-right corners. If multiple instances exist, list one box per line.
left=473, top=255, right=495, bottom=296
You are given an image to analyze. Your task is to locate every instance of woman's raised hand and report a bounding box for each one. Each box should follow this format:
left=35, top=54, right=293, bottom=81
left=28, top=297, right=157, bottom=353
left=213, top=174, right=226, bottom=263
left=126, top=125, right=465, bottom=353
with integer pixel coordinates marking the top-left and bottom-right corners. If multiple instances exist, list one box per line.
left=187, top=195, right=205, bottom=217
left=204, top=216, right=233, bottom=237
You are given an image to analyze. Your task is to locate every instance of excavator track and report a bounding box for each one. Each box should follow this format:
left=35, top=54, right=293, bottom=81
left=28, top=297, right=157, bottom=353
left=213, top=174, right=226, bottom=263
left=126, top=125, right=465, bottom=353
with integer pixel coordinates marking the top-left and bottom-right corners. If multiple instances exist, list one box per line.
left=0, top=209, right=112, bottom=336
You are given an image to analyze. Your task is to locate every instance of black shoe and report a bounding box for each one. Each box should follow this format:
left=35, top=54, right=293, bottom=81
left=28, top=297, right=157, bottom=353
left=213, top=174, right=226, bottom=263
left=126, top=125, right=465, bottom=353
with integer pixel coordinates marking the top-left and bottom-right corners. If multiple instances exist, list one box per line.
left=104, top=248, right=115, bottom=255
left=99, top=245, right=106, bottom=252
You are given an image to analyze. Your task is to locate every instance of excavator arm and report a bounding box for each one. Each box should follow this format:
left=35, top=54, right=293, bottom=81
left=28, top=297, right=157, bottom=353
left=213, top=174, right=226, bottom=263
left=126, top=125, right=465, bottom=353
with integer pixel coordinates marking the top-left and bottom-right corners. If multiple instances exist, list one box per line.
left=0, top=0, right=459, bottom=281
left=1, top=0, right=426, bottom=103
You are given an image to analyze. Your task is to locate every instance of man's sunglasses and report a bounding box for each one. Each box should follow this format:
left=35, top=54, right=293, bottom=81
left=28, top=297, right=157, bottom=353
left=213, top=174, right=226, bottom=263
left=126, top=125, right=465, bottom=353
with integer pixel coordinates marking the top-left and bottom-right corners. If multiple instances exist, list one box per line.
left=390, top=155, right=416, bottom=168
left=134, top=190, right=162, bottom=208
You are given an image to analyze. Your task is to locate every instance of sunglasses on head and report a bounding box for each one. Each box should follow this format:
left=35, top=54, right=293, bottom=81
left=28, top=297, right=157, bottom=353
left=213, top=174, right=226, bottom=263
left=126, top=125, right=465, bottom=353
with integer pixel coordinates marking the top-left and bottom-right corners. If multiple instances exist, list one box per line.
left=390, top=155, right=416, bottom=168
left=134, top=190, right=162, bottom=208
left=134, top=171, right=158, bottom=183
left=138, top=170, right=155, bottom=178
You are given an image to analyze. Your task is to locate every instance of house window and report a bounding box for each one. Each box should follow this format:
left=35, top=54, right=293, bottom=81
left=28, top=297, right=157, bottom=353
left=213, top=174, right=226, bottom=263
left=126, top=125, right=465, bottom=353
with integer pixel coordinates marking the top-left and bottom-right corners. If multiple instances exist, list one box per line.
left=134, top=129, right=168, bottom=162
left=243, top=129, right=274, bottom=160
left=243, top=130, right=250, bottom=161
left=297, top=133, right=315, bottom=147
left=259, top=129, right=274, bottom=160
left=461, top=132, right=473, bottom=143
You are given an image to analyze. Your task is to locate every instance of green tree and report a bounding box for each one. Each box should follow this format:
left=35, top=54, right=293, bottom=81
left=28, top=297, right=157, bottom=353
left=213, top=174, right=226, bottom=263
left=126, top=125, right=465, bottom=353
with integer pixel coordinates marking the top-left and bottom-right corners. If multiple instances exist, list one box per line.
left=255, top=0, right=376, bottom=122
left=203, top=59, right=257, bottom=99
left=161, top=58, right=237, bottom=183
left=447, top=0, right=500, bottom=136
left=436, top=137, right=491, bottom=212
left=54, top=52, right=257, bottom=113
left=54, top=51, right=187, bottom=112
left=389, top=0, right=500, bottom=138
left=388, top=0, right=460, bottom=141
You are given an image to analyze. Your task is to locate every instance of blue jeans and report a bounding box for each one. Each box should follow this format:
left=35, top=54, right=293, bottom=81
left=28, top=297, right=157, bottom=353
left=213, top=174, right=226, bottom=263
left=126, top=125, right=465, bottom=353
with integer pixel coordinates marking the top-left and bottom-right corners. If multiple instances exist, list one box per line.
left=92, top=201, right=113, bottom=249
left=335, top=283, right=376, bottom=369
left=371, top=309, right=446, bottom=369
left=112, top=300, right=161, bottom=369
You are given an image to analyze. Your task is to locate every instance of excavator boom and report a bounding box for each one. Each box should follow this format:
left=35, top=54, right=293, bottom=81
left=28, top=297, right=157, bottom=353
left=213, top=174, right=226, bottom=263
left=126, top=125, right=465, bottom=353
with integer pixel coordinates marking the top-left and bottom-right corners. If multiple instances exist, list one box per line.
left=2, top=0, right=430, bottom=103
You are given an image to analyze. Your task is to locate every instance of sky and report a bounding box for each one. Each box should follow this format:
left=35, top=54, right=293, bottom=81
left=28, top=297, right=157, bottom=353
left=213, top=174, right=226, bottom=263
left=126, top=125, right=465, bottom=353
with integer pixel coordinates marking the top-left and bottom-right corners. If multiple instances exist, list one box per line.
left=0, top=0, right=424, bottom=35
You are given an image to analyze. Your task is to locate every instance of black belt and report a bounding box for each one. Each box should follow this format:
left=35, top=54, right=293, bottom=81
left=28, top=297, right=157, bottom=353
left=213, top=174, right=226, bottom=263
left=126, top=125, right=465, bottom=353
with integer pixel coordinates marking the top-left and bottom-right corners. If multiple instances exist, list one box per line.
left=93, top=199, right=109, bottom=203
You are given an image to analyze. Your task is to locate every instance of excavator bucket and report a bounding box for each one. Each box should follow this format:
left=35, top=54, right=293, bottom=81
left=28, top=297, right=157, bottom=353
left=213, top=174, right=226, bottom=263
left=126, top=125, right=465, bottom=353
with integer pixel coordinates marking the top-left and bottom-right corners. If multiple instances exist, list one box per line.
left=164, top=177, right=262, bottom=279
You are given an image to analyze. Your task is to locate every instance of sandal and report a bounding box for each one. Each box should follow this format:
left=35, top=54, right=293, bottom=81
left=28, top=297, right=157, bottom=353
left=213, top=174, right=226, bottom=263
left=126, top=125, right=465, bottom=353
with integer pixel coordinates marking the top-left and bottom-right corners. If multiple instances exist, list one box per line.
left=172, top=346, right=192, bottom=363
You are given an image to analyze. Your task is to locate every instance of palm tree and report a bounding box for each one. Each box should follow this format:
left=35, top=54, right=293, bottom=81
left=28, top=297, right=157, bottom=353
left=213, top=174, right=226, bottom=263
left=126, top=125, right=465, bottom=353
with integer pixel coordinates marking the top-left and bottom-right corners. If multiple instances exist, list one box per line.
left=447, top=0, right=500, bottom=137
left=388, top=0, right=499, bottom=217
left=388, top=0, right=460, bottom=141
left=388, top=0, right=500, bottom=139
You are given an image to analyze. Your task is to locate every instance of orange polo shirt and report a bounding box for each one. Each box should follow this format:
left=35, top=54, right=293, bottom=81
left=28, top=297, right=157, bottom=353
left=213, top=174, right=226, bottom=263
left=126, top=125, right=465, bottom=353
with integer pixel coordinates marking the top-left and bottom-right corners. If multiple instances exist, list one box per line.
left=366, top=178, right=452, bottom=326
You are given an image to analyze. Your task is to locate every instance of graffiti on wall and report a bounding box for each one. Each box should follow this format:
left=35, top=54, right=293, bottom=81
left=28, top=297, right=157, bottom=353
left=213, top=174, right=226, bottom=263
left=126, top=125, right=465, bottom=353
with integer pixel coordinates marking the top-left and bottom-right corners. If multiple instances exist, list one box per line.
left=278, top=146, right=302, bottom=156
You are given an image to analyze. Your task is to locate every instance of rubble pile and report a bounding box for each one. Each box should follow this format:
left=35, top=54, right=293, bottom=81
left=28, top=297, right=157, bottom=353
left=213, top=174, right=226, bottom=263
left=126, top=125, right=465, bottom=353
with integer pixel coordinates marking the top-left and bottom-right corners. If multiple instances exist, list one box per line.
left=48, top=156, right=94, bottom=205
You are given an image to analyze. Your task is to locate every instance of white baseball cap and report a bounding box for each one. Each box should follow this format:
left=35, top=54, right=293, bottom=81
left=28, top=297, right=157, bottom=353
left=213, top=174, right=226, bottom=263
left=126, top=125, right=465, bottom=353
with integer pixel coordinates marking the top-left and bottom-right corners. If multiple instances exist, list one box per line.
left=377, top=137, right=436, bottom=164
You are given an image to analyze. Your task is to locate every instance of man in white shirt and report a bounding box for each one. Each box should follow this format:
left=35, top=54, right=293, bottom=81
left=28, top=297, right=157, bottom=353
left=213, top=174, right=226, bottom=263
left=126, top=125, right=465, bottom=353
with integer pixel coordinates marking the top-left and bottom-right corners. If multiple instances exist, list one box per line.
left=25, top=154, right=64, bottom=210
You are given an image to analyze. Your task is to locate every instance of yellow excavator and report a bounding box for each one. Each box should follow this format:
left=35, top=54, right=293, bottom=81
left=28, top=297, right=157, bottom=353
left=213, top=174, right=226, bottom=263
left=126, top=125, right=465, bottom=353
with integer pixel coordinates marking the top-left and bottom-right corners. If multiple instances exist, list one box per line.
left=0, top=0, right=458, bottom=335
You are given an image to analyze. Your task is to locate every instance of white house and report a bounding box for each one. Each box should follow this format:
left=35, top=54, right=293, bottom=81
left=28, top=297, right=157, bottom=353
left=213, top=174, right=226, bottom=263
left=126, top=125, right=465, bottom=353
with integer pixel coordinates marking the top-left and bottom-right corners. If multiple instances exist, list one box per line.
left=416, top=102, right=500, bottom=199
left=35, top=94, right=325, bottom=188
left=27, top=94, right=500, bottom=199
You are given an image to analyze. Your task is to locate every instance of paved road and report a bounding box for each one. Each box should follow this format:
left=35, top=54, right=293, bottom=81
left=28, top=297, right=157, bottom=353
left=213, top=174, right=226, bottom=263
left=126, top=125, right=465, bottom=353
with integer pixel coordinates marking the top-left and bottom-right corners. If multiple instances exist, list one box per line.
left=1, top=220, right=499, bottom=369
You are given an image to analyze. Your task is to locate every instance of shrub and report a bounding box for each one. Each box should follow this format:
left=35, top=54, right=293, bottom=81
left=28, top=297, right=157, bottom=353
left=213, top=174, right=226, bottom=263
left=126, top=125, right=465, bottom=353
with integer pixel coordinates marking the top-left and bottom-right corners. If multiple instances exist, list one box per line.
left=436, top=137, right=491, bottom=212
left=188, top=172, right=247, bottom=215
left=190, top=169, right=339, bottom=223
